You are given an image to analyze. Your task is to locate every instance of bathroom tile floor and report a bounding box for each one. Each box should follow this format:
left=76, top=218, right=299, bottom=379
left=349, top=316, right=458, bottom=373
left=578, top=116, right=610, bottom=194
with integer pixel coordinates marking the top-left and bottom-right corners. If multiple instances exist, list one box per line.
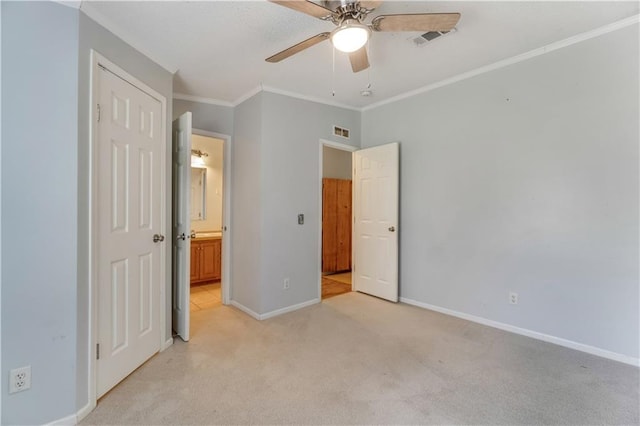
left=190, top=282, right=222, bottom=312
left=321, top=271, right=352, bottom=300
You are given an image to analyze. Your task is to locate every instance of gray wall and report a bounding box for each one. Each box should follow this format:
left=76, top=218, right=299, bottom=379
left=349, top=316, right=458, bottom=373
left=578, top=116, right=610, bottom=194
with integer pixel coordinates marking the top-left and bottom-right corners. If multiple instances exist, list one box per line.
left=1, top=2, right=79, bottom=424
left=77, top=9, right=174, bottom=413
left=231, top=93, right=263, bottom=312
left=229, top=92, right=360, bottom=314
left=173, top=99, right=234, bottom=136
left=323, top=145, right=352, bottom=179
left=260, top=92, right=360, bottom=313
left=362, top=24, right=639, bottom=358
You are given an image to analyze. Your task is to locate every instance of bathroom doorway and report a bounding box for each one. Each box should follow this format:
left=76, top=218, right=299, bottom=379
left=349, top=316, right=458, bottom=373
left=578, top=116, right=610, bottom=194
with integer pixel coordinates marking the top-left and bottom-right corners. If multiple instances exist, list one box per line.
left=189, top=133, right=226, bottom=312
left=319, top=141, right=356, bottom=300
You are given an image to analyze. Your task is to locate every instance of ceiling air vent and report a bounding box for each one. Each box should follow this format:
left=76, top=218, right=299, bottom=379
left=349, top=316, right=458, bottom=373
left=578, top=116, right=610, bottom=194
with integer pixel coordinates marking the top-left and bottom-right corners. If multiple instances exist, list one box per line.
left=333, top=125, right=350, bottom=139
left=411, top=28, right=456, bottom=47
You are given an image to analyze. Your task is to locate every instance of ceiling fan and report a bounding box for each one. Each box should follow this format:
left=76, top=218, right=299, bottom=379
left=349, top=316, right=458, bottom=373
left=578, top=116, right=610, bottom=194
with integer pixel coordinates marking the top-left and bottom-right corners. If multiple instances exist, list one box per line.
left=266, top=0, right=461, bottom=73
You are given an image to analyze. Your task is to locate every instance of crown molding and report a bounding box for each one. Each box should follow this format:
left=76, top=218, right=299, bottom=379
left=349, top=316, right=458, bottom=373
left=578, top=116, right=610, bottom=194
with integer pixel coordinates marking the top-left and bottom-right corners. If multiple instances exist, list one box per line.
left=79, top=2, right=178, bottom=74
left=182, top=85, right=362, bottom=111
left=258, top=85, right=361, bottom=111
left=177, top=13, right=638, bottom=114
left=53, top=1, right=81, bottom=9
left=173, top=93, right=234, bottom=108
left=232, top=86, right=264, bottom=107
left=363, top=14, right=640, bottom=112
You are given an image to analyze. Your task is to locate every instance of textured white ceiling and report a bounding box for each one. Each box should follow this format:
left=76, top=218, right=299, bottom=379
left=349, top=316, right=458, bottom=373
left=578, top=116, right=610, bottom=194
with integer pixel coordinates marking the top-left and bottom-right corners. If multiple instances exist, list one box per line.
left=81, top=1, right=639, bottom=108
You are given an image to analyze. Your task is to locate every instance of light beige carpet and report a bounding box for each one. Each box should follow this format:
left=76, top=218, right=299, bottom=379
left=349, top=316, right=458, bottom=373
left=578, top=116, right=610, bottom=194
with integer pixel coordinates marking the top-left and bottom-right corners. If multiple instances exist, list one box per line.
left=82, top=292, right=639, bottom=425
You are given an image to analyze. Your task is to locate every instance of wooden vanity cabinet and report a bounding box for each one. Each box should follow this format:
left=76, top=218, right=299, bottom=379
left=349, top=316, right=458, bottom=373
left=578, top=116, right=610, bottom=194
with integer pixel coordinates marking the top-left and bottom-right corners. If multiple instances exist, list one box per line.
left=190, top=238, right=221, bottom=284
left=190, top=244, right=201, bottom=282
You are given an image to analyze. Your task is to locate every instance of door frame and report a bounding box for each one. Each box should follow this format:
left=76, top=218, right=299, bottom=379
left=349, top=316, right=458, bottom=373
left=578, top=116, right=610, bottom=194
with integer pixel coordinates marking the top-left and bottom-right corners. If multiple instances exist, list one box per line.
left=87, top=50, right=168, bottom=412
left=192, top=129, right=232, bottom=305
left=317, top=139, right=358, bottom=300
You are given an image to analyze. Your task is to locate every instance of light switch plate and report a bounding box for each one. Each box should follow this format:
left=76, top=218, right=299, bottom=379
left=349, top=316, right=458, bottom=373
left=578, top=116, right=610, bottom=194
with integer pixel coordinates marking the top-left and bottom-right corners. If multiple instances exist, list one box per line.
left=298, top=214, right=304, bottom=225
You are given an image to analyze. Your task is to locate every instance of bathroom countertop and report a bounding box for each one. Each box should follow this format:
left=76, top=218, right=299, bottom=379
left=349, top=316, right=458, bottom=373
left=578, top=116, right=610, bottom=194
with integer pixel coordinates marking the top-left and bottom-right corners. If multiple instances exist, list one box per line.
left=192, top=231, right=222, bottom=240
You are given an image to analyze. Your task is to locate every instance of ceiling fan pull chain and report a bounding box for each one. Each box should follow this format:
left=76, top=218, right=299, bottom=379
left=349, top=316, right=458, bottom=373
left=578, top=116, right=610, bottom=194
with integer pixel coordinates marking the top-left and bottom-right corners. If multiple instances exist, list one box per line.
left=332, top=45, right=336, bottom=97
left=367, top=40, right=372, bottom=89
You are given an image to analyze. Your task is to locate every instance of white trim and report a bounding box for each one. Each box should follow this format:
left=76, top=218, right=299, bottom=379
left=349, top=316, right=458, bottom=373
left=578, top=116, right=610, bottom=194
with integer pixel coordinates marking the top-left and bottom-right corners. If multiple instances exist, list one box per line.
left=232, top=86, right=263, bottom=107
left=161, top=337, right=174, bottom=351
left=260, top=298, right=320, bottom=320
left=52, top=1, right=81, bottom=9
left=76, top=401, right=93, bottom=424
left=88, top=50, right=169, bottom=411
left=179, top=84, right=361, bottom=111
left=192, top=129, right=233, bottom=306
left=231, top=298, right=321, bottom=320
left=318, top=139, right=359, bottom=300
left=230, top=300, right=262, bottom=321
left=44, top=413, right=77, bottom=426
left=261, top=85, right=360, bottom=111
left=80, top=3, right=178, bottom=74
left=44, top=400, right=93, bottom=426
left=363, top=14, right=640, bottom=112
left=320, top=138, right=358, bottom=152
left=173, top=93, right=233, bottom=108
left=400, top=297, right=640, bottom=367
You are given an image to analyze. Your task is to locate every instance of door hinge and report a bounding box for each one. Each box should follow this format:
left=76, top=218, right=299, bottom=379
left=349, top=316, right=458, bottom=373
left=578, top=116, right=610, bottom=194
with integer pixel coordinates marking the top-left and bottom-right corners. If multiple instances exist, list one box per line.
left=97, top=104, right=101, bottom=122
left=96, top=343, right=100, bottom=360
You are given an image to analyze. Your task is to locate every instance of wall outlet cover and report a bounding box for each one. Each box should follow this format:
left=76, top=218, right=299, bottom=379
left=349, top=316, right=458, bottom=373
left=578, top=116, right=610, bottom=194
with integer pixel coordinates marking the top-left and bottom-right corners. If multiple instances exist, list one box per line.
left=9, top=366, right=31, bottom=394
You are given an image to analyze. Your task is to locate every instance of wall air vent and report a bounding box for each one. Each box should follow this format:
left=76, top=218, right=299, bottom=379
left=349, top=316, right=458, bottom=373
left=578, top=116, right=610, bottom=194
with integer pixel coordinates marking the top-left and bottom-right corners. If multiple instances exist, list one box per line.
left=333, top=125, right=350, bottom=139
left=411, top=27, right=456, bottom=47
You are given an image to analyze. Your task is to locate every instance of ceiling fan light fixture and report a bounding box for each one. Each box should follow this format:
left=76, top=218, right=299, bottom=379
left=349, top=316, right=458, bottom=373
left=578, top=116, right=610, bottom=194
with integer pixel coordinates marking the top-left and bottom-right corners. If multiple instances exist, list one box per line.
left=330, top=19, right=370, bottom=53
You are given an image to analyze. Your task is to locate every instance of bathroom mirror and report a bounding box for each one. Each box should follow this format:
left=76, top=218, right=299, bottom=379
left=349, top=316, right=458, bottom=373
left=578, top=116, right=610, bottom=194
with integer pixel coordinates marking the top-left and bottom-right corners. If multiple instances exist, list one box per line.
left=191, top=167, right=206, bottom=221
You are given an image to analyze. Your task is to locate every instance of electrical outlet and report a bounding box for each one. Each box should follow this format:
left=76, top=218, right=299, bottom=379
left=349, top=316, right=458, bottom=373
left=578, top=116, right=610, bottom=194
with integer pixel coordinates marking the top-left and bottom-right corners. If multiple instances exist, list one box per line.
left=9, top=366, right=31, bottom=394
left=509, top=292, right=519, bottom=305
left=283, top=278, right=290, bottom=290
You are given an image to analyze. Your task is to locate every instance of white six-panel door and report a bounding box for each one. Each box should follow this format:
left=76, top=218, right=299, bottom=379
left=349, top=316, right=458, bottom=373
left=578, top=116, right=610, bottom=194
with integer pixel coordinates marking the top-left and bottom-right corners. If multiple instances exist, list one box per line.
left=172, top=112, right=192, bottom=342
left=96, top=67, right=163, bottom=398
left=353, top=143, right=399, bottom=302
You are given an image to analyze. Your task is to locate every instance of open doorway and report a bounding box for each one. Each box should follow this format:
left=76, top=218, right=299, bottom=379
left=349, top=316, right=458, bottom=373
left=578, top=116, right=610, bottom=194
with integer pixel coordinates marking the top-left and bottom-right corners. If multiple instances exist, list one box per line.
left=189, top=134, right=225, bottom=312
left=320, top=141, right=357, bottom=300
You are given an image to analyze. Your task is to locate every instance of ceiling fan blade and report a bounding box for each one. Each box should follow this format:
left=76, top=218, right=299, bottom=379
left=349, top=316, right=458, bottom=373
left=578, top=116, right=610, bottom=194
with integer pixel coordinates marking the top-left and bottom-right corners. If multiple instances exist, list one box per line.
left=359, top=1, right=382, bottom=11
left=269, top=0, right=335, bottom=19
left=349, top=47, right=369, bottom=73
left=266, top=33, right=330, bottom=63
left=372, top=13, right=460, bottom=32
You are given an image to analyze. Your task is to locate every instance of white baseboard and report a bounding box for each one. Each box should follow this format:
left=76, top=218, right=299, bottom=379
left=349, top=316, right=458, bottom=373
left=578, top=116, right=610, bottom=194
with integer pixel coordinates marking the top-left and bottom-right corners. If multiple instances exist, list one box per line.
left=260, top=298, right=320, bottom=320
left=231, top=298, right=321, bottom=321
left=76, top=400, right=94, bottom=423
left=400, top=297, right=640, bottom=367
left=230, top=300, right=262, bottom=320
left=45, top=398, right=94, bottom=425
left=45, top=412, right=77, bottom=426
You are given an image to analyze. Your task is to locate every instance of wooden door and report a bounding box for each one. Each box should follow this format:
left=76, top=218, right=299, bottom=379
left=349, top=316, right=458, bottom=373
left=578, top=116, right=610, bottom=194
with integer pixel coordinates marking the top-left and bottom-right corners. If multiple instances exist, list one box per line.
left=322, top=178, right=352, bottom=273
left=96, top=65, right=163, bottom=398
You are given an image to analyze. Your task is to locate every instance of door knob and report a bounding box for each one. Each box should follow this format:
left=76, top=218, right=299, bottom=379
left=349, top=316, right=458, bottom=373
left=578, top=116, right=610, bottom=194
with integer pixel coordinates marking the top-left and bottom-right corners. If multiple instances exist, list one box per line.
left=176, top=232, right=186, bottom=241
left=388, top=226, right=395, bottom=232
left=153, top=234, right=165, bottom=243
